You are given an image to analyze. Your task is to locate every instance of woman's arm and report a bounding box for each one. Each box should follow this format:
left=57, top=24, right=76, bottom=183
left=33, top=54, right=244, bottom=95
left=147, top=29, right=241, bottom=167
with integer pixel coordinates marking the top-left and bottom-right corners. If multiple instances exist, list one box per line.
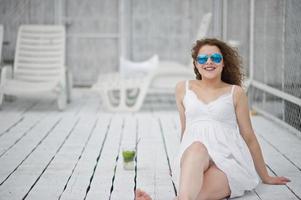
left=234, top=86, right=290, bottom=185
left=175, top=81, right=186, bottom=141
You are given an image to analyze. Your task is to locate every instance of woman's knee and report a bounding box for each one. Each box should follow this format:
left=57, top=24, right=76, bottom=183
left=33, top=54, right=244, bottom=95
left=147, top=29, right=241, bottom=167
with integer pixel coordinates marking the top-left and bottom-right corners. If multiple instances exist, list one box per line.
left=181, top=142, right=209, bottom=166
left=186, top=141, right=208, bottom=155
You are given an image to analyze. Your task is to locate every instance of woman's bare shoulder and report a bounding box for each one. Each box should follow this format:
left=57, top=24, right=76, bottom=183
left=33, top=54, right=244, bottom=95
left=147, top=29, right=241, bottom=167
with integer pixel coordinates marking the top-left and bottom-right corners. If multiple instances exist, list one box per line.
left=232, top=85, right=247, bottom=106
left=176, top=81, right=186, bottom=92
left=233, top=85, right=246, bottom=96
left=176, top=79, right=196, bottom=90
left=186, top=79, right=200, bottom=89
left=175, top=80, right=189, bottom=99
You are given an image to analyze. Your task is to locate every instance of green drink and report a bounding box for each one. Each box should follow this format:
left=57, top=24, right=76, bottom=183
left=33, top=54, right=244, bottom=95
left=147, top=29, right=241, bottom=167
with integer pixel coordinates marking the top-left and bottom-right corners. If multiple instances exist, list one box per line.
left=122, top=149, right=136, bottom=170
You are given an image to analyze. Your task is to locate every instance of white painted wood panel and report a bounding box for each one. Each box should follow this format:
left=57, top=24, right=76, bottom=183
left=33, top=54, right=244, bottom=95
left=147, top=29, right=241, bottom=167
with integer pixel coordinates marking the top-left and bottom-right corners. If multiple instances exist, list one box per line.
left=0, top=100, right=63, bottom=155
left=252, top=116, right=301, bottom=168
left=0, top=116, right=77, bottom=199
left=0, top=114, right=60, bottom=184
left=253, top=117, right=301, bottom=199
left=26, top=115, right=100, bottom=199
left=85, top=115, right=123, bottom=199
left=0, top=113, right=50, bottom=158
left=136, top=113, right=175, bottom=199
left=110, top=115, right=137, bottom=200
left=58, top=115, right=111, bottom=200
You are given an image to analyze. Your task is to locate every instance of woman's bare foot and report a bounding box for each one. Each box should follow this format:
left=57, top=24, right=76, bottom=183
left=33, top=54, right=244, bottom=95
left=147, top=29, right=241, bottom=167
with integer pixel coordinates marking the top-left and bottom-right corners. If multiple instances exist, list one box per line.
left=135, top=189, right=152, bottom=200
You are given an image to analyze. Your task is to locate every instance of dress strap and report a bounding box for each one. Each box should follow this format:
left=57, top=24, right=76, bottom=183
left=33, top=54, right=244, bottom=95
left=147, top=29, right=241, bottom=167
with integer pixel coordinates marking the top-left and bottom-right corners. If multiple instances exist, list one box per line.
left=185, top=80, right=189, bottom=92
left=231, top=85, right=235, bottom=95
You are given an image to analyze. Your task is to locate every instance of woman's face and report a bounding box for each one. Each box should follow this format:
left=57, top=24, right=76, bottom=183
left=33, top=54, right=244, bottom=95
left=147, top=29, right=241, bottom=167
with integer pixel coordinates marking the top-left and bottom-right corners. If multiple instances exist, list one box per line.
left=195, top=45, right=224, bottom=80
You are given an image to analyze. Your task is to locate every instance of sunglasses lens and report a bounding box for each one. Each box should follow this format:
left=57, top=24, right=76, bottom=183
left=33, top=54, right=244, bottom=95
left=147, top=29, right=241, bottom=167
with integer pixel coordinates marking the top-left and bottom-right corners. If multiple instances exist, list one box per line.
left=197, top=55, right=208, bottom=64
left=197, top=53, right=222, bottom=64
left=211, top=53, right=222, bottom=63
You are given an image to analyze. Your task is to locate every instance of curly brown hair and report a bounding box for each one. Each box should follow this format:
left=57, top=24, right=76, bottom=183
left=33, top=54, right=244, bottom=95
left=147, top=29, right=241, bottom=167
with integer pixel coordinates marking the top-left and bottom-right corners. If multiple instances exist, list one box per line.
left=191, top=38, right=244, bottom=86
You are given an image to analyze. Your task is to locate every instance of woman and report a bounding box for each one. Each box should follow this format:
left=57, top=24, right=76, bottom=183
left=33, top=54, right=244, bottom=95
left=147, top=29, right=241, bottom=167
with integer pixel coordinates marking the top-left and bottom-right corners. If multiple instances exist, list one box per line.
left=136, top=38, right=290, bottom=200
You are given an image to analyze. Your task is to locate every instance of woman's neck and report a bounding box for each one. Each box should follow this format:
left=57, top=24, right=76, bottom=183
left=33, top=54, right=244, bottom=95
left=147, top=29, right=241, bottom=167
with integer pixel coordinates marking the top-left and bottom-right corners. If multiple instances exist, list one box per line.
left=198, top=78, right=224, bottom=89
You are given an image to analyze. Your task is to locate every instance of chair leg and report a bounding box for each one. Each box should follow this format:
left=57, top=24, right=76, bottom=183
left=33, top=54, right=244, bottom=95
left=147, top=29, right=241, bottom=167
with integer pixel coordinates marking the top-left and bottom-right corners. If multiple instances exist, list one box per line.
left=127, top=87, right=148, bottom=112
left=57, top=91, right=67, bottom=111
left=0, top=92, right=3, bottom=108
left=103, top=87, right=146, bottom=112
left=66, top=70, right=73, bottom=103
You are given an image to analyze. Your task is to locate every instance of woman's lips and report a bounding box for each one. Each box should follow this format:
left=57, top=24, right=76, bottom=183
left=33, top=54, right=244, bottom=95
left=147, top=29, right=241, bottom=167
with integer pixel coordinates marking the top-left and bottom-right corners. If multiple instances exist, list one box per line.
left=203, top=66, right=216, bottom=71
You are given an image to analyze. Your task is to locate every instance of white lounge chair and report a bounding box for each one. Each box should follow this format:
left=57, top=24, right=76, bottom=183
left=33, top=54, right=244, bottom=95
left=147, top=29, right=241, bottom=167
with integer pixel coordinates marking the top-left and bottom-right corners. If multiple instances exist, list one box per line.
left=0, top=25, right=72, bottom=110
left=148, top=61, right=194, bottom=95
left=93, top=55, right=159, bottom=112
left=93, top=13, right=212, bottom=112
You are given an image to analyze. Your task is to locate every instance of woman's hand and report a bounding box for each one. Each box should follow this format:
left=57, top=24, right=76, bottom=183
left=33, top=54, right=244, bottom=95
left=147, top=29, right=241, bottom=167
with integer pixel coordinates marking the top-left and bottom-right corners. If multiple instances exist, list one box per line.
left=263, top=175, right=291, bottom=185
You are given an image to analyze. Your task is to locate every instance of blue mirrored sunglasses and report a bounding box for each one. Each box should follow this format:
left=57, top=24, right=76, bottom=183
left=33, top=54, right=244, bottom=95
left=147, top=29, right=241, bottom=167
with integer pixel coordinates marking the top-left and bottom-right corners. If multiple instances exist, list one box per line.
left=196, top=53, right=223, bottom=64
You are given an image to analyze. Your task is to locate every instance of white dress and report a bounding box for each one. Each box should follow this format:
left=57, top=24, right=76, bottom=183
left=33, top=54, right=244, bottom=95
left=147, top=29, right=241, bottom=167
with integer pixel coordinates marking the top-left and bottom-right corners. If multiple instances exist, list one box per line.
left=172, top=81, right=259, bottom=198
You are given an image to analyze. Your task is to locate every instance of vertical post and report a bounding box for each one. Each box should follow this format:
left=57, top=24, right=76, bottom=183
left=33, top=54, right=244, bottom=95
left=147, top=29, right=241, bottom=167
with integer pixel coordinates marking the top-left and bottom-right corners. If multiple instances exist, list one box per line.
left=212, top=0, right=223, bottom=38
left=263, top=1, right=267, bottom=107
left=129, top=0, right=133, bottom=60
left=249, top=0, right=254, bottom=83
left=54, top=0, right=62, bottom=25
left=118, top=0, right=123, bottom=58
left=281, top=0, right=286, bottom=121
left=222, top=0, right=228, bottom=40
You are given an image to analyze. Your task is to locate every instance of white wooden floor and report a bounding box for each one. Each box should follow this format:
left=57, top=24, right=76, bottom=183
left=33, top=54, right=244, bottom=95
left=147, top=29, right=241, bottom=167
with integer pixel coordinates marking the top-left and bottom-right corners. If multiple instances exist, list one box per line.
left=0, top=89, right=300, bottom=200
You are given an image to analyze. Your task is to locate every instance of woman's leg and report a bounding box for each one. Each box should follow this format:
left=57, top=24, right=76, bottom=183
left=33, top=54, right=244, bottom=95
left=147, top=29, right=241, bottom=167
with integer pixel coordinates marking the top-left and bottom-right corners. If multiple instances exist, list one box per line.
left=196, top=165, right=231, bottom=200
left=178, top=142, right=210, bottom=200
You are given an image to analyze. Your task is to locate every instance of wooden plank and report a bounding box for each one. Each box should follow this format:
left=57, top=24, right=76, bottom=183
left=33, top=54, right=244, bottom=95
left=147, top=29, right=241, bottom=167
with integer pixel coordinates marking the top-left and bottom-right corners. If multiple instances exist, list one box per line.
left=0, top=116, right=78, bottom=199
left=136, top=113, right=175, bottom=199
left=0, top=89, right=89, bottom=148
left=252, top=116, right=301, bottom=169
left=1, top=92, right=99, bottom=199
left=57, top=114, right=112, bottom=200
left=235, top=191, right=261, bottom=200
left=156, top=112, right=180, bottom=195
left=84, top=115, right=123, bottom=199
left=151, top=113, right=176, bottom=200
left=0, top=113, right=49, bottom=158
left=26, top=92, right=104, bottom=199
left=0, top=99, right=55, bottom=136
left=0, top=115, right=24, bottom=137
left=136, top=113, right=156, bottom=197
left=158, top=112, right=181, bottom=167
left=110, top=114, right=137, bottom=200
left=0, top=114, right=60, bottom=184
left=156, top=112, right=179, bottom=200
left=255, top=182, right=298, bottom=200
left=24, top=113, right=101, bottom=199
left=0, top=97, right=38, bottom=117
left=252, top=118, right=301, bottom=199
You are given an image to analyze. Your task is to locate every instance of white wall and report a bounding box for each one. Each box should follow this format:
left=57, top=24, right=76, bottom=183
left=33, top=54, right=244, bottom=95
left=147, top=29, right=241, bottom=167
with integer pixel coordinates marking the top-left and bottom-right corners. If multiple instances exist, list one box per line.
left=0, top=0, right=212, bottom=86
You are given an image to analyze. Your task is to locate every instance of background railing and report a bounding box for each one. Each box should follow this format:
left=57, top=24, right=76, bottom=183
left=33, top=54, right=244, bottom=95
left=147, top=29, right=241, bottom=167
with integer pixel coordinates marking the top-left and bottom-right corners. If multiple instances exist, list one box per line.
left=218, top=0, right=301, bottom=137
